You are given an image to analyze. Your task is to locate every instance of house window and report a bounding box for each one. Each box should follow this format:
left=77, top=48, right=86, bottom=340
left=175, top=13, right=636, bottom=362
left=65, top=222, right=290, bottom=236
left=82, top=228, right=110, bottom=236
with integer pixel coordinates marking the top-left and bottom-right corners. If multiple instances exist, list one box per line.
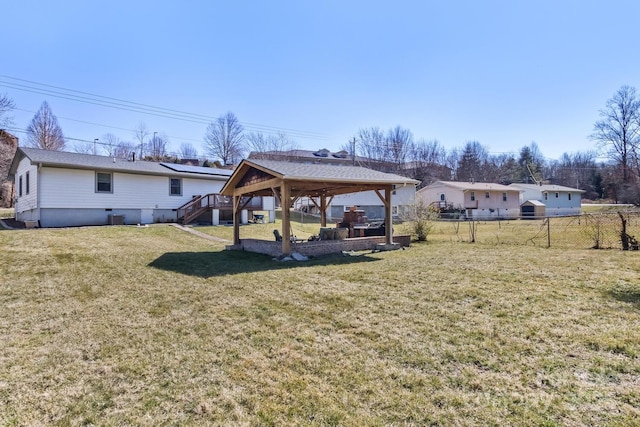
left=568, top=193, right=572, bottom=201
left=392, top=206, right=398, bottom=215
left=170, top=178, right=182, bottom=196
left=502, top=192, right=507, bottom=202
left=96, top=172, right=113, bottom=193
left=440, top=193, right=445, bottom=201
left=544, top=193, right=548, bottom=200
left=470, top=192, right=475, bottom=201
left=26, top=171, right=30, bottom=195
left=19, top=175, right=23, bottom=197
left=555, top=192, right=559, bottom=198
left=485, top=191, right=490, bottom=199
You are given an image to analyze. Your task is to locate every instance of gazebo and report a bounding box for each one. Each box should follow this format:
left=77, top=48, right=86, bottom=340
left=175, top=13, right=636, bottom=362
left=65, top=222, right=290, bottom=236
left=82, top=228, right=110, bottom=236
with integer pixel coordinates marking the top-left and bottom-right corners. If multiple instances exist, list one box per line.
left=220, top=159, right=419, bottom=256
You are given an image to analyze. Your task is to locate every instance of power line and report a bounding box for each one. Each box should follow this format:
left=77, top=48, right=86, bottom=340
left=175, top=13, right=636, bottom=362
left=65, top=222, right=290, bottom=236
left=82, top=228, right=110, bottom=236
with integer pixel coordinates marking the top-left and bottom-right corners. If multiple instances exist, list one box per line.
left=0, top=75, right=329, bottom=140
left=14, top=107, right=204, bottom=145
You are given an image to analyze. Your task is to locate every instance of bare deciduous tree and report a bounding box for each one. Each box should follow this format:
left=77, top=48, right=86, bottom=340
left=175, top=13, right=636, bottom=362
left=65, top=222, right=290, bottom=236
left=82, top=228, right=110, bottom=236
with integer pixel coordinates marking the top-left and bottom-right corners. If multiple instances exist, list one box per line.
left=25, top=101, right=65, bottom=150
left=114, top=141, right=135, bottom=159
left=386, top=125, right=413, bottom=166
left=246, top=131, right=298, bottom=154
left=591, top=85, right=640, bottom=185
left=102, top=133, right=120, bottom=156
left=179, top=143, right=199, bottom=160
left=101, top=133, right=134, bottom=159
left=204, top=112, right=245, bottom=165
left=356, top=127, right=387, bottom=166
left=133, top=122, right=149, bottom=158
left=0, top=93, right=15, bottom=128
left=147, top=133, right=169, bottom=160
left=72, top=142, right=94, bottom=154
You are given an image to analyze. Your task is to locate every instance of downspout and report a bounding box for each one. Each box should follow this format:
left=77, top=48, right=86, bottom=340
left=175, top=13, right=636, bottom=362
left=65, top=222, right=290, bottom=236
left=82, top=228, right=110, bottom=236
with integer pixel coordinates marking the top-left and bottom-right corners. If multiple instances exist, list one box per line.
left=37, top=163, right=42, bottom=221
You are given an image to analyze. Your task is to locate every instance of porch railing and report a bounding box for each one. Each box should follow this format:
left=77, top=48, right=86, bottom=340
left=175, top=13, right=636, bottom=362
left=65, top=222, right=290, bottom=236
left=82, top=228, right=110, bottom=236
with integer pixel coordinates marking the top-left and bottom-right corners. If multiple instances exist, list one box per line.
left=177, top=194, right=264, bottom=224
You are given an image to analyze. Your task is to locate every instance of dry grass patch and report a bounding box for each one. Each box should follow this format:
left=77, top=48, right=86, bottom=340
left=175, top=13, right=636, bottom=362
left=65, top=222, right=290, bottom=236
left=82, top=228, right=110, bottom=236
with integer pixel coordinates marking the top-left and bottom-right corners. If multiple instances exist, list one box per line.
left=1, top=224, right=639, bottom=426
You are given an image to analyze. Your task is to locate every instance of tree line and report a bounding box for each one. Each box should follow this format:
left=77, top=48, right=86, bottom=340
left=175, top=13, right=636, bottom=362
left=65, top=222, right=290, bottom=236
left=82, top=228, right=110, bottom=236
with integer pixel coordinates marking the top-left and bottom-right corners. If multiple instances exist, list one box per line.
left=2, top=84, right=640, bottom=203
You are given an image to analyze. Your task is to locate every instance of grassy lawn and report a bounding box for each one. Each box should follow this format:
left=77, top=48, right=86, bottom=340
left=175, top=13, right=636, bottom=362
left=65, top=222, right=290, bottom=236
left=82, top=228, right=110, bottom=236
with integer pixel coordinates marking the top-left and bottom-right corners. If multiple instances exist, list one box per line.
left=0, top=208, right=14, bottom=219
left=1, top=223, right=639, bottom=426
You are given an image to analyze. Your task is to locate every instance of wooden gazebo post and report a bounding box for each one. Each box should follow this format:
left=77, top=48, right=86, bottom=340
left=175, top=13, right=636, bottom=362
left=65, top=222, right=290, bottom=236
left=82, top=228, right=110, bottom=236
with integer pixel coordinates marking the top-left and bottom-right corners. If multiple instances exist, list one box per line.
left=233, top=195, right=241, bottom=245
left=384, top=184, right=393, bottom=245
left=280, top=182, right=291, bottom=255
left=320, top=194, right=327, bottom=227
left=375, top=184, right=394, bottom=246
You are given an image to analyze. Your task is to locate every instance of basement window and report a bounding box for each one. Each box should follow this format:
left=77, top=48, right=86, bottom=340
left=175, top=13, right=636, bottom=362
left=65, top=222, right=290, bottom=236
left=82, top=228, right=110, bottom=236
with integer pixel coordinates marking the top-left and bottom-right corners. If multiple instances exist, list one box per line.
left=96, top=172, right=113, bottom=193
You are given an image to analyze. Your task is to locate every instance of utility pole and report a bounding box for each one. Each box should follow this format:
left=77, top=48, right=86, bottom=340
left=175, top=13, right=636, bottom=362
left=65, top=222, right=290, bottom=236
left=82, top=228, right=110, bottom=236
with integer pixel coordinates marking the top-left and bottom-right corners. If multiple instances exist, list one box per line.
left=351, top=137, right=357, bottom=165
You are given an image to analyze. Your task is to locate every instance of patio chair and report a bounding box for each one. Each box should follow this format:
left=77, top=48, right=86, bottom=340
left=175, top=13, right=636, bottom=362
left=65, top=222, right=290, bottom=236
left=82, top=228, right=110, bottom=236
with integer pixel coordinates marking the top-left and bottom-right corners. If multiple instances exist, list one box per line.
left=273, top=229, right=304, bottom=243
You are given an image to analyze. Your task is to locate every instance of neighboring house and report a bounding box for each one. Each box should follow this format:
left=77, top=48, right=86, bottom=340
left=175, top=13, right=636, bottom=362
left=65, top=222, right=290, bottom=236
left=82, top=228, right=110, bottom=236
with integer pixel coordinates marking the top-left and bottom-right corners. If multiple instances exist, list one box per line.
left=509, top=183, right=584, bottom=217
left=295, top=183, right=419, bottom=221
left=249, top=149, right=420, bottom=220
left=8, top=147, right=273, bottom=227
left=417, top=180, right=522, bottom=220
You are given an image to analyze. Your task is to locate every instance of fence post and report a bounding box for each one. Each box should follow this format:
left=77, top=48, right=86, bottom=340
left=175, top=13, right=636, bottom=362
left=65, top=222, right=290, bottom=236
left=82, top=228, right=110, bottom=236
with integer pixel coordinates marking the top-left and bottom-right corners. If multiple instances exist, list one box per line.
left=547, top=217, right=551, bottom=248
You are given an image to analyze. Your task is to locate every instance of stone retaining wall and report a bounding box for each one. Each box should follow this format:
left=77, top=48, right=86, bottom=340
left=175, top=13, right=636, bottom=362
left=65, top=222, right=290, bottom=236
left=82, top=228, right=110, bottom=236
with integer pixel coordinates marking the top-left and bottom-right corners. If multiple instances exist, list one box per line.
left=229, top=235, right=411, bottom=257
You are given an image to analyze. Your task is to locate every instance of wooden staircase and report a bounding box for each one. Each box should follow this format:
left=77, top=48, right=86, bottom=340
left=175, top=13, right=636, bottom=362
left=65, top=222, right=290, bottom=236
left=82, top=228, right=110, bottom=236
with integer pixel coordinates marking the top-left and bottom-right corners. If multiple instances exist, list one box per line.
left=177, top=195, right=208, bottom=225
left=177, top=194, right=265, bottom=225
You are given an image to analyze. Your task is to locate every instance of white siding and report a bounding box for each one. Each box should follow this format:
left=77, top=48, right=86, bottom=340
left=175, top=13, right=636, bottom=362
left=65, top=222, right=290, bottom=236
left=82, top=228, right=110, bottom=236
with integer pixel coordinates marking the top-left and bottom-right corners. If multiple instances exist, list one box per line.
left=38, top=167, right=225, bottom=209
left=14, top=157, right=38, bottom=215
left=332, top=185, right=416, bottom=207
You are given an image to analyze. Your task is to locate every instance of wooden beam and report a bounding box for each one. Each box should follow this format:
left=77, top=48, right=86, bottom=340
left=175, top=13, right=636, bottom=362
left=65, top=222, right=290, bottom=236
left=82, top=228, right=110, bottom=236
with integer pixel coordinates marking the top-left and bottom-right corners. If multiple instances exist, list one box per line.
left=238, top=195, right=254, bottom=211
left=271, top=187, right=281, bottom=207
left=374, top=189, right=390, bottom=208
left=309, top=197, right=321, bottom=210
left=232, top=177, right=282, bottom=197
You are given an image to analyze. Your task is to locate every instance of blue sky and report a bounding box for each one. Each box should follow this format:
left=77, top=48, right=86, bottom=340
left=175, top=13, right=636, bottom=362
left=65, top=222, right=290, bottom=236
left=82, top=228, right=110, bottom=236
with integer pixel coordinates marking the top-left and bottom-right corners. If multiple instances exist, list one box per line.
left=2, top=0, right=639, bottom=161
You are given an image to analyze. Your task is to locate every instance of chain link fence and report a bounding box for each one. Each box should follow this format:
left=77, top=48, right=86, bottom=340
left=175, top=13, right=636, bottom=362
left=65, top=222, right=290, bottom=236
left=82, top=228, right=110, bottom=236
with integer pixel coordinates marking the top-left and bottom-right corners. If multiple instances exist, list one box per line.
left=431, top=210, right=640, bottom=250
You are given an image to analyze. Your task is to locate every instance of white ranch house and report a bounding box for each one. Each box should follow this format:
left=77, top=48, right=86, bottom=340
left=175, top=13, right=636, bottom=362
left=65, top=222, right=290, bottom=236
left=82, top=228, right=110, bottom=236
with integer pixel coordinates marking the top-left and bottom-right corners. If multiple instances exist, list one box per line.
left=509, top=183, right=584, bottom=217
left=9, top=148, right=274, bottom=228
left=294, top=184, right=418, bottom=222
left=417, top=180, right=522, bottom=220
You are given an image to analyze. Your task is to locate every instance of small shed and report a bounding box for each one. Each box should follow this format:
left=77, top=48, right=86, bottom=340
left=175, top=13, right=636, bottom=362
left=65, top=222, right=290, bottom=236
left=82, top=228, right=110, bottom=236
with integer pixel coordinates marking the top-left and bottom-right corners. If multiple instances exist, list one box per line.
left=521, top=199, right=545, bottom=219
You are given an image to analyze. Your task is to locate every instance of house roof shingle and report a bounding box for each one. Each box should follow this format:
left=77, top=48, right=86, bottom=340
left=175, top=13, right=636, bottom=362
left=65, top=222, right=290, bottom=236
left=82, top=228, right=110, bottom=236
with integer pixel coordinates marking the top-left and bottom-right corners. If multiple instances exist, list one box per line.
left=9, top=147, right=231, bottom=180
left=509, top=183, right=585, bottom=193
left=423, top=180, right=521, bottom=192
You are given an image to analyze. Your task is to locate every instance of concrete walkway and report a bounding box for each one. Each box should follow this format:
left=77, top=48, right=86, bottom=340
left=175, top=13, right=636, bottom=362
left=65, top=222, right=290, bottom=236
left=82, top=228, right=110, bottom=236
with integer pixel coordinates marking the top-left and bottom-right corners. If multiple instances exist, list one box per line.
left=170, top=223, right=230, bottom=242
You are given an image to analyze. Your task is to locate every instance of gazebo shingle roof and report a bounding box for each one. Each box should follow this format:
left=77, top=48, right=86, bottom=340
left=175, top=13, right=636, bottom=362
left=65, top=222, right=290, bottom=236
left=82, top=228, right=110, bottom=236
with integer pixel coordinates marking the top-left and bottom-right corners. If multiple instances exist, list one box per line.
left=222, top=159, right=418, bottom=195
